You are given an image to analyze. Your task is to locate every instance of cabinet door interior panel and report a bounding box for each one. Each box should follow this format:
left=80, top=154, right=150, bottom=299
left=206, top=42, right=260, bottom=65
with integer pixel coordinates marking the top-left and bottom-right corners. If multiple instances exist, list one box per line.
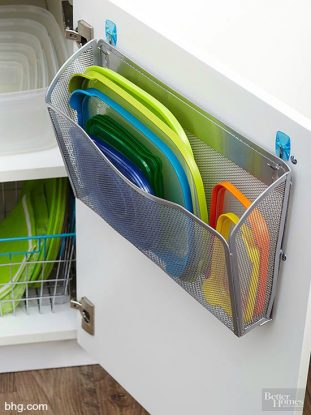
left=73, top=2, right=311, bottom=415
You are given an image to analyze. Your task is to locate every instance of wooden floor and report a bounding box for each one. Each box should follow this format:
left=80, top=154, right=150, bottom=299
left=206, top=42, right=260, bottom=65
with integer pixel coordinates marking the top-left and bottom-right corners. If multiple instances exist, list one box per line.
left=0, top=361, right=310, bottom=414
left=0, top=365, right=149, bottom=415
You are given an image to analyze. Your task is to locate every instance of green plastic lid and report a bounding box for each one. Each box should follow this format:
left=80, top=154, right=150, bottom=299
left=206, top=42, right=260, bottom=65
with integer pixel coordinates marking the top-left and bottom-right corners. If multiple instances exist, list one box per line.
left=86, top=114, right=164, bottom=198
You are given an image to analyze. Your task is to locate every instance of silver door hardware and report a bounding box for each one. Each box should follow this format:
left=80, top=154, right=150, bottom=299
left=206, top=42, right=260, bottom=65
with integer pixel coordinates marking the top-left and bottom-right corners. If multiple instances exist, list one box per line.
left=65, top=20, right=94, bottom=46
left=71, top=297, right=95, bottom=335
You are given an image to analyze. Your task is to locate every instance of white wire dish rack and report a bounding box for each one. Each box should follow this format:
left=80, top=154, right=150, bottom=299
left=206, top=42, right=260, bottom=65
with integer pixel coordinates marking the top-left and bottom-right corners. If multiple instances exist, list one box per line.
left=0, top=180, right=75, bottom=316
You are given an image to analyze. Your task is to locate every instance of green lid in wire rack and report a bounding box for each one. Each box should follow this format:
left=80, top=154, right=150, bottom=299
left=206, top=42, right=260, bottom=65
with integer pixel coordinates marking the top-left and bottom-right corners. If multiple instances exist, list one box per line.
left=30, top=178, right=68, bottom=286
left=0, top=179, right=69, bottom=313
left=0, top=191, right=37, bottom=314
left=43, top=178, right=68, bottom=279
left=20, top=180, right=50, bottom=285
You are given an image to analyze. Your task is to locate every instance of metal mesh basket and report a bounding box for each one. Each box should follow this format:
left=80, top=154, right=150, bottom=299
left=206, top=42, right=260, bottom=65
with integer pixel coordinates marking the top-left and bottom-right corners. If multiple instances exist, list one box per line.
left=46, top=40, right=291, bottom=336
left=0, top=181, right=75, bottom=316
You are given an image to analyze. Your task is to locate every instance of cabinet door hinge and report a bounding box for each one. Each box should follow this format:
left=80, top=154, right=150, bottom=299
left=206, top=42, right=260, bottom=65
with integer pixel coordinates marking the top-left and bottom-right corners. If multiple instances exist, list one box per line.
left=62, top=1, right=93, bottom=46
left=71, top=297, right=95, bottom=335
left=65, top=20, right=94, bottom=46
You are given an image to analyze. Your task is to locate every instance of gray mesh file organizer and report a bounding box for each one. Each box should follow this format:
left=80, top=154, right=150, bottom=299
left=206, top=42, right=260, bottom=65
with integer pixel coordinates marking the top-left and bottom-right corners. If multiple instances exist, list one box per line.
left=46, top=40, right=291, bottom=336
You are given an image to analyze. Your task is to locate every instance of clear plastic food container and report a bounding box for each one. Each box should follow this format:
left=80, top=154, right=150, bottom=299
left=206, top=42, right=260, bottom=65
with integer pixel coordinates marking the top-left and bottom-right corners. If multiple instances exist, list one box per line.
left=0, top=19, right=59, bottom=78
left=0, top=44, right=38, bottom=90
left=0, top=5, right=68, bottom=65
left=0, top=89, right=56, bottom=155
left=0, top=32, right=48, bottom=88
left=0, top=6, right=68, bottom=154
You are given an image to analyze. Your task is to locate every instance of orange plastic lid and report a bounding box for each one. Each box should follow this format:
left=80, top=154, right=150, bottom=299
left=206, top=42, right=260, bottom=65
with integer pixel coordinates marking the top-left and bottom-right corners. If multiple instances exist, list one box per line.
left=210, top=181, right=270, bottom=316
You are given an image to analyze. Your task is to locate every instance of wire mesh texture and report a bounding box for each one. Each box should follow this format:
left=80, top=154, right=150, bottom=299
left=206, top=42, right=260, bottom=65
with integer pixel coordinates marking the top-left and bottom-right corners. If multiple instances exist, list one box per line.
left=46, top=40, right=291, bottom=336
left=0, top=181, right=75, bottom=316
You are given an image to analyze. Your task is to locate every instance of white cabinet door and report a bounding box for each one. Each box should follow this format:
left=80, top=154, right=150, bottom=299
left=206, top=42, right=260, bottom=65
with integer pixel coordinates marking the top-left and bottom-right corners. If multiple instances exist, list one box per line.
left=74, top=1, right=311, bottom=414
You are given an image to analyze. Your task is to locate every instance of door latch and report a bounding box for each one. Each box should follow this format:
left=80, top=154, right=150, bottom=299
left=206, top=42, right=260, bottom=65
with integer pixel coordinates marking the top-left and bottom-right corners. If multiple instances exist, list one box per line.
left=71, top=297, right=95, bottom=335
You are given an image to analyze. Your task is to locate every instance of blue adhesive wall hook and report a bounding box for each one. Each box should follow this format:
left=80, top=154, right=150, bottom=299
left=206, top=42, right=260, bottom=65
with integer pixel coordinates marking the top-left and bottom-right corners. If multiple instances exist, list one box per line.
left=105, top=20, right=117, bottom=46
left=275, top=131, right=291, bottom=161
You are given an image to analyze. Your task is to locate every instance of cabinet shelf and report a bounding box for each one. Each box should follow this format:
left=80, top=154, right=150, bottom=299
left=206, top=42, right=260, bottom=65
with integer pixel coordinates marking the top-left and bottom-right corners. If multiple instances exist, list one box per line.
left=0, top=303, right=77, bottom=346
left=0, top=145, right=66, bottom=183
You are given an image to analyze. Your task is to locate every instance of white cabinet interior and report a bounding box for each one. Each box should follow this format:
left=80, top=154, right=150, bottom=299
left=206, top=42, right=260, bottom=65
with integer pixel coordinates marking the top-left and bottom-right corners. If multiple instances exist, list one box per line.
left=0, top=0, right=81, bottom=363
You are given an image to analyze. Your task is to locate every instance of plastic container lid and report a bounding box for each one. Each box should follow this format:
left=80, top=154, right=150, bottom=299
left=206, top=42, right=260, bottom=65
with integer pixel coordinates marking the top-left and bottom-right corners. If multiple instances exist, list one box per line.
left=92, top=137, right=154, bottom=195
left=27, top=178, right=68, bottom=285
left=69, top=88, right=193, bottom=213
left=0, top=5, right=68, bottom=65
left=0, top=32, right=48, bottom=89
left=210, top=181, right=270, bottom=316
left=0, top=19, right=58, bottom=80
left=70, top=89, right=195, bottom=278
left=86, top=115, right=164, bottom=197
left=0, top=191, right=36, bottom=301
left=69, top=69, right=208, bottom=222
left=0, top=43, right=38, bottom=90
left=88, top=66, right=193, bottom=154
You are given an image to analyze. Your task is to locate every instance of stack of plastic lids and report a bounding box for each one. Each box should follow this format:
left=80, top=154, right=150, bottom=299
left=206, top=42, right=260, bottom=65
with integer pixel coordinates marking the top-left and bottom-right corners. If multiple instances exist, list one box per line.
left=0, top=5, right=68, bottom=155
left=69, top=67, right=209, bottom=224
left=0, top=178, right=68, bottom=315
left=67, top=67, right=209, bottom=280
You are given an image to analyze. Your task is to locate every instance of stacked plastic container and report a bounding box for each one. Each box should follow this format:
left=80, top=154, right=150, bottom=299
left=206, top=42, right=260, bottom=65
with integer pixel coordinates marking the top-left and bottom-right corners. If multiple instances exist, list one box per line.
left=0, top=5, right=68, bottom=155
